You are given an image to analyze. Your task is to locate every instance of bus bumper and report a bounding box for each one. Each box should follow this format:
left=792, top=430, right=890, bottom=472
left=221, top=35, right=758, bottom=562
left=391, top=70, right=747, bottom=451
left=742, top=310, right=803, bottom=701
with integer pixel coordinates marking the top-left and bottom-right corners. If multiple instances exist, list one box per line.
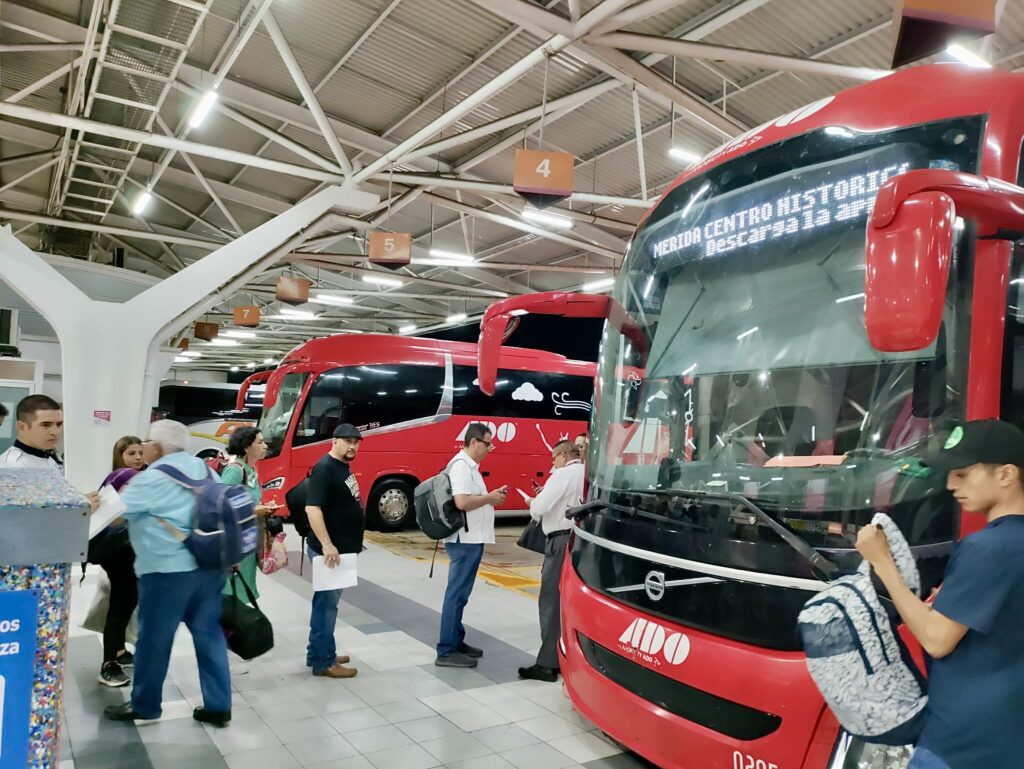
left=559, top=562, right=838, bottom=769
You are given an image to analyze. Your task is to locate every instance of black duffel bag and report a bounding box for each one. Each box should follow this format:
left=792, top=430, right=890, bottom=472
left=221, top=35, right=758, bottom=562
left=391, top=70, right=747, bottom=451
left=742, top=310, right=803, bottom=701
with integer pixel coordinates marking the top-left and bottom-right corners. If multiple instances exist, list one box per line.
left=221, top=567, right=274, bottom=660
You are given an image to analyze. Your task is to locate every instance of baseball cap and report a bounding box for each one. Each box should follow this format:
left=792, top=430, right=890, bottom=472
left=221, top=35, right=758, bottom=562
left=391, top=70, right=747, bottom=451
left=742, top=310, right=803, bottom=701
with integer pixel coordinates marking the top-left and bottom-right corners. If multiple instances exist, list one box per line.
left=332, top=423, right=363, bottom=441
left=921, top=420, right=1024, bottom=476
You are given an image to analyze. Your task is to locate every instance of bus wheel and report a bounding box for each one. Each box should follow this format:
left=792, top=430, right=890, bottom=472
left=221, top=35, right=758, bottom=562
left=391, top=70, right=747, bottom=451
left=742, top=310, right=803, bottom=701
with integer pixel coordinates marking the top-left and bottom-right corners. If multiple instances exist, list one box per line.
left=368, top=479, right=414, bottom=531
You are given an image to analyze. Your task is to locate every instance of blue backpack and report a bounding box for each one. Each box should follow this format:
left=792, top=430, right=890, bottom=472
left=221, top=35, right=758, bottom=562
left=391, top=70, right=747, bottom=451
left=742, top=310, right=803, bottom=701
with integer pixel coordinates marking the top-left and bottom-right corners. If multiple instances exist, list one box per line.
left=154, top=465, right=259, bottom=570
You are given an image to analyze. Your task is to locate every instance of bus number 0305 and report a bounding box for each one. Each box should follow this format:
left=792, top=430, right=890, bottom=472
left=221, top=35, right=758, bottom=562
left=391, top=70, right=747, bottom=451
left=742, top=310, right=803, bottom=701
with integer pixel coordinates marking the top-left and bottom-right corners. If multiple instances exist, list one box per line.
left=733, top=752, right=778, bottom=769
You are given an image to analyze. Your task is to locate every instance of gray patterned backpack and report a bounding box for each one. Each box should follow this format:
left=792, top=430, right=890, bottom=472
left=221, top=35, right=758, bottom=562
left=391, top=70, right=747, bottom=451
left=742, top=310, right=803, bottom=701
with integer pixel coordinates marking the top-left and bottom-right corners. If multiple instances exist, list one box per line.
left=797, top=513, right=928, bottom=746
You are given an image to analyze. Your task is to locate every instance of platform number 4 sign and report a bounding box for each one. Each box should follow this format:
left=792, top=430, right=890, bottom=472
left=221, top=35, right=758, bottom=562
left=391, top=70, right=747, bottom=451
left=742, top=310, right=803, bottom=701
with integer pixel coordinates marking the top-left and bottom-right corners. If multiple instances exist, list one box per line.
left=514, top=149, right=574, bottom=207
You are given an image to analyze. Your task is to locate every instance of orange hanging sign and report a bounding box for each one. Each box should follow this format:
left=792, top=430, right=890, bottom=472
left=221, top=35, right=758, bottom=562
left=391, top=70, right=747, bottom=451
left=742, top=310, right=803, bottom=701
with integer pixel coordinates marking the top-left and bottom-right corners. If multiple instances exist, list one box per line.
left=194, top=322, right=219, bottom=341
left=893, top=0, right=1001, bottom=67
left=233, top=305, right=260, bottom=327
left=368, top=231, right=412, bottom=267
left=513, top=149, right=574, bottom=200
left=275, top=276, right=310, bottom=305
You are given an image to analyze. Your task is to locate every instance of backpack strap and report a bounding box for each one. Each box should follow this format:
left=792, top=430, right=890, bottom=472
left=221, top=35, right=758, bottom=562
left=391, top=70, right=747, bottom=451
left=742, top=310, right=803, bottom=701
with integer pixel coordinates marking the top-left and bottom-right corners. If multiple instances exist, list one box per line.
left=154, top=464, right=206, bottom=489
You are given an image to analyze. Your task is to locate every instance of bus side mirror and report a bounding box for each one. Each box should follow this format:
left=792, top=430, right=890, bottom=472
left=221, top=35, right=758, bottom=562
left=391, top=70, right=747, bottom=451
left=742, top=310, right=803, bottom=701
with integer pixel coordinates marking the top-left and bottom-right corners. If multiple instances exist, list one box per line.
left=865, top=191, right=955, bottom=352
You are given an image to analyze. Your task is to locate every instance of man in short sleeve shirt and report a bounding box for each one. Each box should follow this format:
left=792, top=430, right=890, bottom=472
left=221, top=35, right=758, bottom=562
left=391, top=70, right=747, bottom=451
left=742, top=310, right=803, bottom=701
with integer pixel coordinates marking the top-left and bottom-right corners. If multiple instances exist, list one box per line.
left=857, top=420, right=1024, bottom=769
left=435, top=423, right=507, bottom=667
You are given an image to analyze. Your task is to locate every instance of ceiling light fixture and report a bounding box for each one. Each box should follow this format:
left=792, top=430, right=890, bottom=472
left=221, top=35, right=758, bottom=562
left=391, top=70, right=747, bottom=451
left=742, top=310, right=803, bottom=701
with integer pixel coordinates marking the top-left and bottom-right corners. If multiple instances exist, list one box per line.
left=179, top=350, right=202, bottom=358
left=310, top=293, right=355, bottom=306
left=277, top=308, right=318, bottom=320
left=188, top=88, right=219, bottom=128
left=223, top=330, right=256, bottom=338
left=173, top=356, right=191, bottom=363
left=208, top=338, right=240, bottom=346
left=580, top=277, right=615, bottom=292
left=521, top=207, right=573, bottom=229
left=230, top=365, right=239, bottom=372
left=399, top=324, right=417, bottom=334
left=428, top=248, right=474, bottom=262
left=363, top=274, right=404, bottom=287
left=946, top=43, right=991, bottom=69
left=131, top=189, right=152, bottom=216
left=668, top=146, right=702, bottom=165
left=446, top=313, right=468, bottom=324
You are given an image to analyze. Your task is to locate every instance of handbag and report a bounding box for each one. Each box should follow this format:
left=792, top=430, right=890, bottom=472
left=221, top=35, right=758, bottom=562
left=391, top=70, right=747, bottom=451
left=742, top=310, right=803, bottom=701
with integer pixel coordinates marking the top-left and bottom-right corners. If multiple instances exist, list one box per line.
left=259, top=531, right=289, bottom=575
left=517, top=519, right=547, bottom=555
left=87, top=524, right=131, bottom=564
left=221, top=567, right=274, bottom=660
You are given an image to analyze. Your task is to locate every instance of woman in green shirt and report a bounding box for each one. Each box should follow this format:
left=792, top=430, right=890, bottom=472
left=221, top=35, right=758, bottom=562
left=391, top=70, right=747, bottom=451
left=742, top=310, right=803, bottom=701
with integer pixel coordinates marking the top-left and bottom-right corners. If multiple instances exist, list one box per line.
left=220, top=427, right=276, bottom=603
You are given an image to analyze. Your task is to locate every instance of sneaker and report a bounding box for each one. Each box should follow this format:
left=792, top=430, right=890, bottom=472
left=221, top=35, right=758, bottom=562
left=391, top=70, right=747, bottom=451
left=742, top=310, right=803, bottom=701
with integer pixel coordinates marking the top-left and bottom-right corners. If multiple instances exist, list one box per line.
left=313, top=663, right=358, bottom=679
left=104, top=702, right=157, bottom=722
left=115, top=650, right=134, bottom=667
left=458, top=642, right=483, bottom=658
left=98, top=662, right=130, bottom=688
left=435, top=652, right=478, bottom=668
left=518, top=664, right=559, bottom=683
left=229, top=660, right=249, bottom=676
left=193, top=707, right=231, bottom=727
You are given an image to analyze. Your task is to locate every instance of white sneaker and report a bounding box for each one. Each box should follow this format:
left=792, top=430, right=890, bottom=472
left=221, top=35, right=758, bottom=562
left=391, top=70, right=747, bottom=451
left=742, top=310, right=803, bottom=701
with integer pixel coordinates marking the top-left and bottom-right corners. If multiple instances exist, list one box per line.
left=229, top=660, right=249, bottom=675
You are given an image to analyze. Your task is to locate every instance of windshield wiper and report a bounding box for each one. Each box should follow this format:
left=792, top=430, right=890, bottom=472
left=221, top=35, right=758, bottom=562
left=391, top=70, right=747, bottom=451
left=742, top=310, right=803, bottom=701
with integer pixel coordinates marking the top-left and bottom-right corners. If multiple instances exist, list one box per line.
left=633, top=487, right=841, bottom=582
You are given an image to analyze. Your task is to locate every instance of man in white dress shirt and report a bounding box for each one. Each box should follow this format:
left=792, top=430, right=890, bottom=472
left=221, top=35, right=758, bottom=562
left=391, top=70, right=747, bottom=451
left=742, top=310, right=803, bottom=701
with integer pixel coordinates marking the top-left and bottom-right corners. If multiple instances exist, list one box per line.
left=0, top=394, right=67, bottom=471
left=435, top=423, right=507, bottom=668
left=519, top=440, right=585, bottom=681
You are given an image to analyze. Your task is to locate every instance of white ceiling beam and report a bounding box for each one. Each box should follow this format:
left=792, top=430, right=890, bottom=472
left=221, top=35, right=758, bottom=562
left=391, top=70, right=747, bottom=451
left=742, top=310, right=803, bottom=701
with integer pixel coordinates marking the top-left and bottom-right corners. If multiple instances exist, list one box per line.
left=590, top=0, right=689, bottom=34
left=0, top=206, right=223, bottom=249
left=263, top=12, right=353, bottom=176
left=588, top=32, right=890, bottom=80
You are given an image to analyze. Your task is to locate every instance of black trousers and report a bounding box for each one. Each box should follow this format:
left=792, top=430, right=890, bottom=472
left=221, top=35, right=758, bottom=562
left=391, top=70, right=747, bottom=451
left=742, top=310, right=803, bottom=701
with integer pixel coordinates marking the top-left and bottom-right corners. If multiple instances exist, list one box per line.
left=99, top=546, right=138, bottom=663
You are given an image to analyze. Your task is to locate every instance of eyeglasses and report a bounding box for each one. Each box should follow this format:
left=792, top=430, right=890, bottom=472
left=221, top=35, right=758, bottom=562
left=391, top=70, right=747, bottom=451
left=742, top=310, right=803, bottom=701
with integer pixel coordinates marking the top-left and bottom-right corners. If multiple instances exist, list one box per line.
left=478, top=439, right=493, bottom=449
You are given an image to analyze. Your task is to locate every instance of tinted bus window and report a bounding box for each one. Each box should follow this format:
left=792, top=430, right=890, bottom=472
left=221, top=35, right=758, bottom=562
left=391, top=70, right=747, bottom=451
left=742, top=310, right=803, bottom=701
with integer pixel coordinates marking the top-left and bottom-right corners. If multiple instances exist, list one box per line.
left=294, top=364, right=445, bottom=445
left=452, top=365, right=592, bottom=420
left=158, top=385, right=238, bottom=423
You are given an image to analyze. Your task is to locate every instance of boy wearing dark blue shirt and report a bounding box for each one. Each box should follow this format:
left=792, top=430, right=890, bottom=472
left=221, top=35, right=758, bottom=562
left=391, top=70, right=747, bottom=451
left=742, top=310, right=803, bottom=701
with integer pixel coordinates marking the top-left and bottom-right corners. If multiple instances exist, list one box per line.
left=857, top=419, right=1024, bottom=769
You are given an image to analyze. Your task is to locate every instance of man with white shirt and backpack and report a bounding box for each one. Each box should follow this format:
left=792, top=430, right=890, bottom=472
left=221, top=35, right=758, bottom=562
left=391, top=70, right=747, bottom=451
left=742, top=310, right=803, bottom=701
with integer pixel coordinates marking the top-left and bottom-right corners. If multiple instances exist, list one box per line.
left=435, top=423, right=507, bottom=668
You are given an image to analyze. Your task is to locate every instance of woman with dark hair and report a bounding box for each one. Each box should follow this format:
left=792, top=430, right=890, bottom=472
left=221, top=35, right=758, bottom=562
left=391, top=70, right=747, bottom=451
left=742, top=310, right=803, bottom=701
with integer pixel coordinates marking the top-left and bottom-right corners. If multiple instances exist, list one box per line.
left=219, top=426, right=275, bottom=674
left=220, top=427, right=275, bottom=600
left=94, top=464, right=141, bottom=687
left=112, top=435, right=145, bottom=471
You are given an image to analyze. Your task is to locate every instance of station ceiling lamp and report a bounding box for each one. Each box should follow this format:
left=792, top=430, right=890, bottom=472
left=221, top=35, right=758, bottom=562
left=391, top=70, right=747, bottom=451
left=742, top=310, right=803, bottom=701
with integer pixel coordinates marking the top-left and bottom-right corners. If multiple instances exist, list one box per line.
left=363, top=274, right=404, bottom=288
left=521, top=207, right=573, bottom=229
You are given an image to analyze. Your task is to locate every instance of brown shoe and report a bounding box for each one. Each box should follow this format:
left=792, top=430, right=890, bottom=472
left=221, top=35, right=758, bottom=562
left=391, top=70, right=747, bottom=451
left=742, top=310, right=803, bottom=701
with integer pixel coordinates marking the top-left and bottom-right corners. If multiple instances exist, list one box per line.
left=336, top=655, right=351, bottom=665
left=313, top=663, right=358, bottom=679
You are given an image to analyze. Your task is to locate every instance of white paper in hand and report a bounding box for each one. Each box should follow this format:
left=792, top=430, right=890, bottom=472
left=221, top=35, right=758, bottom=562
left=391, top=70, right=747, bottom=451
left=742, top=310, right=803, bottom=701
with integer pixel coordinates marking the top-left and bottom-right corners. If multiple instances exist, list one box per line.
left=312, top=554, right=358, bottom=591
left=89, top=485, right=127, bottom=539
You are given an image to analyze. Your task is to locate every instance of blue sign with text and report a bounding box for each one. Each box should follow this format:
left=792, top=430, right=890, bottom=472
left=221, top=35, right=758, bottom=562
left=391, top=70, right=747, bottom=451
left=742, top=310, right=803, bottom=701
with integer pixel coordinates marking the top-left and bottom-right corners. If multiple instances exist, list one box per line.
left=0, top=590, right=38, bottom=769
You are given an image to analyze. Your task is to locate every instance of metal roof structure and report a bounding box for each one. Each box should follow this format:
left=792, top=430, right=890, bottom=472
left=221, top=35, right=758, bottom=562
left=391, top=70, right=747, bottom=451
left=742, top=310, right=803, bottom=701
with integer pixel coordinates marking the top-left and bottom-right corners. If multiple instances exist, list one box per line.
left=1, top=0, right=1021, bottom=369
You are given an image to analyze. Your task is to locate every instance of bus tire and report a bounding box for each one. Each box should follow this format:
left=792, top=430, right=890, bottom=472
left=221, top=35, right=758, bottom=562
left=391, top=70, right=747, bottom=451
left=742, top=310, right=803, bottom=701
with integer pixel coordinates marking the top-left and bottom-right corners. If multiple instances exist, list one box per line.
left=368, top=478, right=415, bottom=531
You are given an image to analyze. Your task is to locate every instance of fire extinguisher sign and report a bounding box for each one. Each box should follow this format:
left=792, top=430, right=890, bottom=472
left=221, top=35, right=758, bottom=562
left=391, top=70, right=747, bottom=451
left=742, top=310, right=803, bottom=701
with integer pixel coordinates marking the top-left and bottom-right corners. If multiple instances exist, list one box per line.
left=0, top=590, right=39, bottom=769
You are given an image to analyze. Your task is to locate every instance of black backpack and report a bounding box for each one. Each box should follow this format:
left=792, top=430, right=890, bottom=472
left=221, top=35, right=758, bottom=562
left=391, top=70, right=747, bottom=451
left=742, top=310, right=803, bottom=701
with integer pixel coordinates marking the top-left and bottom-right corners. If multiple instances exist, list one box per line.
left=285, top=475, right=312, bottom=538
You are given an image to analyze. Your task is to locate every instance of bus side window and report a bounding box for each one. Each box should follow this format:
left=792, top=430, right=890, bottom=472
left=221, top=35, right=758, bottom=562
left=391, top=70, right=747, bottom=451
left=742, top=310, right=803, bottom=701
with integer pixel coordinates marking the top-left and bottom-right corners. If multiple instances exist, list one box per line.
left=294, top=370, right=345, bottom=447
left=1002, top=249, right=1024, bottom=429
left=343, top=364, right=445, bottom=431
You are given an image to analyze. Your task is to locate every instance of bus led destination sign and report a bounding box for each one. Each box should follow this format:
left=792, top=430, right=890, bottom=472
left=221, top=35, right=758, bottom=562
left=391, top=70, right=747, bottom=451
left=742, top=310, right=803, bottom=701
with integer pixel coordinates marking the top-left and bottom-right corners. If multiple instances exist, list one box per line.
left=651, top=148, right=916, bottom=262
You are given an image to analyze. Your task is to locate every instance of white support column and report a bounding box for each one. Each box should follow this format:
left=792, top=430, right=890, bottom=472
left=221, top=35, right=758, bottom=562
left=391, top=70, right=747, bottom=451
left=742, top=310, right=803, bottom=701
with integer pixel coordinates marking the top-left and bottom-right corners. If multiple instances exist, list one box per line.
left=0, top=185, right=372, bottom=489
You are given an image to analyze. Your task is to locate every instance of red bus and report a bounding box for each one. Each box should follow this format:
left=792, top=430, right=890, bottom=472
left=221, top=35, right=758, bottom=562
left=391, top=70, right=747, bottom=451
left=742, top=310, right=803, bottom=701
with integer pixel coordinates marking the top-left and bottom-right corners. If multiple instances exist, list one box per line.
left=254, top=333, right=595, bottom=530
left=477, top=65, right=1024, bottom=769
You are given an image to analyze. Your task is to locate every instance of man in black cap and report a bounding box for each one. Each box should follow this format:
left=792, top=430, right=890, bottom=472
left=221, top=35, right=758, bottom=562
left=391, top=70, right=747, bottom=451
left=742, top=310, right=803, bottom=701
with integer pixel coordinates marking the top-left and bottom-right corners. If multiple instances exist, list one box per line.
left=305, top=423, right=364, bottom=679
left=857, top=419, right=1024, bottom=769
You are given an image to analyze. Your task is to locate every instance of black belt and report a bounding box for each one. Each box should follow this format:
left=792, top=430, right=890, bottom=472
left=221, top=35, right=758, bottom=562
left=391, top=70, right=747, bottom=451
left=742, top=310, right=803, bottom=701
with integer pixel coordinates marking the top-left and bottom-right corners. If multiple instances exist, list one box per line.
left=546, top=529, right=571, bottom=540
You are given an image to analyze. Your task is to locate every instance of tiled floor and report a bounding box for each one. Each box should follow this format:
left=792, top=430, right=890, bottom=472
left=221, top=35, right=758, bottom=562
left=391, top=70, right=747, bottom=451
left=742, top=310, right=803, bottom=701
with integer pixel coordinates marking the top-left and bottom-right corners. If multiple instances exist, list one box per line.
left=59, top=532, right=653, bottom=769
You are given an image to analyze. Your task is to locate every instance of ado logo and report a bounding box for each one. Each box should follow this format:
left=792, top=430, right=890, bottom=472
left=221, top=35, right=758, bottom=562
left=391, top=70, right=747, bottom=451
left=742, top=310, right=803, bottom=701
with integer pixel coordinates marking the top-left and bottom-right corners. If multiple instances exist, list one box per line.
left=618, top=618, right=690, bottom=667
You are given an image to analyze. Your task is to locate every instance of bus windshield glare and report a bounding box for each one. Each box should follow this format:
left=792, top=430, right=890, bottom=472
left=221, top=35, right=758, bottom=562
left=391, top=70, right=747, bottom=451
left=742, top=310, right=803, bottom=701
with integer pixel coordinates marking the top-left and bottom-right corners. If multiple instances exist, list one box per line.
left=589, top=118, right=982, bottom=597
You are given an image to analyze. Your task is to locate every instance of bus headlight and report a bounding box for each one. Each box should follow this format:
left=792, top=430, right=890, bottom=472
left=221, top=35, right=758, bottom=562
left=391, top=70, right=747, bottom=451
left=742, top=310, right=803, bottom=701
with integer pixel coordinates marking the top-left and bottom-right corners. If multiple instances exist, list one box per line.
left=829, top=733, right=912, bottom=769
left=262, top=477, right=285, bottom=490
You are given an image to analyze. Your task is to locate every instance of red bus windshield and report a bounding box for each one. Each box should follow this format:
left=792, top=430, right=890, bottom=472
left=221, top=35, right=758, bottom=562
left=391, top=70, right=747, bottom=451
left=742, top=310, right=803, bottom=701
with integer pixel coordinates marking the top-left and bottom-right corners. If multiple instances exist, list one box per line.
left=583, top=117, right=983, bottom=650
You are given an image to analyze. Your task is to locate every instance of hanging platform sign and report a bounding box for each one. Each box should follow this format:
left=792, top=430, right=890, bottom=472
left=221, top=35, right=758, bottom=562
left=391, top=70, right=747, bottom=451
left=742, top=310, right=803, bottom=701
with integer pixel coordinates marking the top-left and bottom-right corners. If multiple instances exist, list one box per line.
left=513, top=149, right=574, bottom=209
left=892, top=0, right=1001, bottom=67
left=178, top=338, right=189, bottom=351
left=233, top=305, right=260, bottom=328
left=0, top=589, right=40, bottom=769
left=194, top=322, right=219, bottom=341
left=275, top=276, right=310, bottom=306
left=368, top=232, right=412, bottom=268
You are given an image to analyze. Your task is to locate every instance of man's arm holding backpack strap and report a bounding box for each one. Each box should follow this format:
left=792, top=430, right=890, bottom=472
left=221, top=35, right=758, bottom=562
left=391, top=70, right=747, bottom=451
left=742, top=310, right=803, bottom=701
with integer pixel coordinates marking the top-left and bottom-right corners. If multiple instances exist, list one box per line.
left=858, top=524, right=968, bottom=659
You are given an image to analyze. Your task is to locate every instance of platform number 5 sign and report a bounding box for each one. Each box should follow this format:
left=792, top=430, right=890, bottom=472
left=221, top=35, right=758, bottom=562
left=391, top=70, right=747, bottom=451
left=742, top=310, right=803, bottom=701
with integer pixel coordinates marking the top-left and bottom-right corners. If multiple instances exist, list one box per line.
left=368, top=231, right=412, bottom=267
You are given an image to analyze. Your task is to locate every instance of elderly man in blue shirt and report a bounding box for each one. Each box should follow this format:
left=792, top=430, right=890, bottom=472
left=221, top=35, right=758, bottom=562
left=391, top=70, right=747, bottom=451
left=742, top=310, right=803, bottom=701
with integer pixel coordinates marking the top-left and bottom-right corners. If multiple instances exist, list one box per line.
left=103, top=420, right=232, bottom=727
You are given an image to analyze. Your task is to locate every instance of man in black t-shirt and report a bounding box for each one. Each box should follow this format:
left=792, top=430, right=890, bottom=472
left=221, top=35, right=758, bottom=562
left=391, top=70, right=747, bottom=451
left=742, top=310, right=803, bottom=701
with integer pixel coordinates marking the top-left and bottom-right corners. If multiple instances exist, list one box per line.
left=305, top=423, right=364, bottom=679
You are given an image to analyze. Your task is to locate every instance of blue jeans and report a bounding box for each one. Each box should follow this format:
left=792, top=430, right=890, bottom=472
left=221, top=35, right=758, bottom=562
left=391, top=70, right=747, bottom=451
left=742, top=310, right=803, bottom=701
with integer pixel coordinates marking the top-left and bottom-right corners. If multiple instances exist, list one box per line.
left=132, top=569, right=230, bottom=718
left=909, top=748, right=950, bottom=769
left=437, top=542, right=485, bottom=657
left=306, top=546, right=343, bottom=673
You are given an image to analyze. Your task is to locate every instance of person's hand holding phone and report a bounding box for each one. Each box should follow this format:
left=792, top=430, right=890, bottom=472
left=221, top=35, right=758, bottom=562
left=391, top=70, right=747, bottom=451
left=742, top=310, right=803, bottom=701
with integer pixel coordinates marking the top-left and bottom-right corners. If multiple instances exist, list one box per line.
left=489, top=485, right=508, bottom=505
